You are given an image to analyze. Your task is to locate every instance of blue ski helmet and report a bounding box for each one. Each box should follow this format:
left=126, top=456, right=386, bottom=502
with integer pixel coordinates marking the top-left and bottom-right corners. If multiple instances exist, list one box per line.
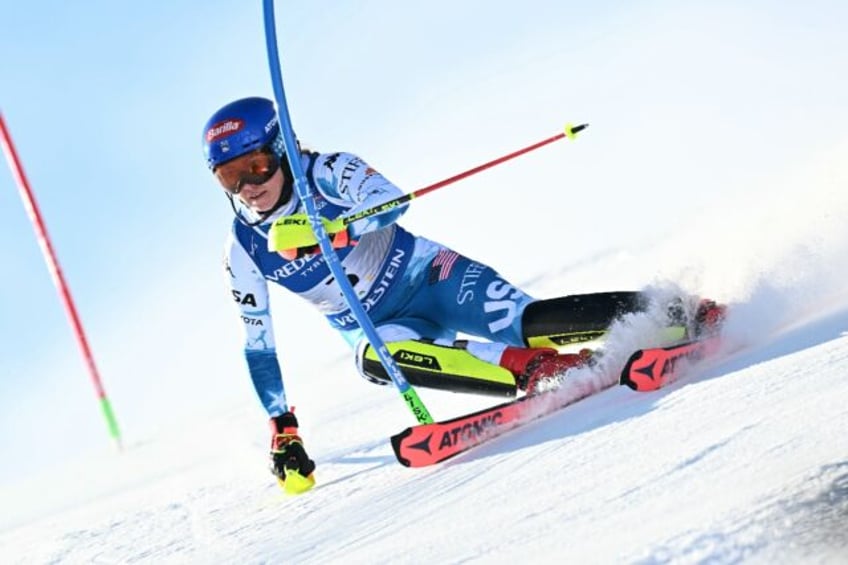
left=202, top=97, right=281, bottom=170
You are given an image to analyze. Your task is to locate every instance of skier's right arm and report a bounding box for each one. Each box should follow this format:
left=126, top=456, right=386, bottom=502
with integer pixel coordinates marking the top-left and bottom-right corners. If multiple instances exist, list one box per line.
left=226, top=234, right=315, bottom=489
left=224, top=233, right=289, bottom=417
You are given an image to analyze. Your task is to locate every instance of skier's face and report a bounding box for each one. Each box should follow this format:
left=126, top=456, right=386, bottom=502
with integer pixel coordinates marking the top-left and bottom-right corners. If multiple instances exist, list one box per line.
left=213, top=149, right=285, bottom=213
left=235, top=166, right=284, bottom=214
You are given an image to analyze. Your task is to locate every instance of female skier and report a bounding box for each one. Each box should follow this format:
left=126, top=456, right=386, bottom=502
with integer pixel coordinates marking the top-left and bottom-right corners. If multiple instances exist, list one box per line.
left=202, top=97, right=722, bottom=488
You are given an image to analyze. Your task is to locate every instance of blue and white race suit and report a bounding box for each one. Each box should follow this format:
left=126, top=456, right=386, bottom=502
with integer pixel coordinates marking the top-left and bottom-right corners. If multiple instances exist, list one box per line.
left=224, top=151, right=536, bottom=416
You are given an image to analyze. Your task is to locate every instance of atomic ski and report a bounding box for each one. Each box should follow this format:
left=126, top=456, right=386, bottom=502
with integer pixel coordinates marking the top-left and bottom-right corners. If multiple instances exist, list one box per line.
left=390, top=382, right=604, bottom=467
left=391, top=336, right=726, bottom=467
left=619, top=335, right=723, bottom=391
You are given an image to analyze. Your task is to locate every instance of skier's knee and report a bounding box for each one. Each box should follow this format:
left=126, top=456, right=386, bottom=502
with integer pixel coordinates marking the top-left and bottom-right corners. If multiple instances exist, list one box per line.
left=355, top=341, right=392, bottom=386
left=356, top=339, right=516, bottom=397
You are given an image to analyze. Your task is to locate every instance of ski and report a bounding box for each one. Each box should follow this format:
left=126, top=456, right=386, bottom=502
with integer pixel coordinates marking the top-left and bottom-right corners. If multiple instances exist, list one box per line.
left=390, top=384, right=600, bottom=467
left=619, top=335, right=723, bottom=391
left=391, top=336, right=725, bottom=467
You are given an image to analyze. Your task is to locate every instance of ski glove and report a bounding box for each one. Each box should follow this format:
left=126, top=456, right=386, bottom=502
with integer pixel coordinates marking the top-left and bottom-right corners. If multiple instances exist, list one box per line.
left=269, top=411, right=316, bottom=484
left=268, top=214, right=354, bottom=260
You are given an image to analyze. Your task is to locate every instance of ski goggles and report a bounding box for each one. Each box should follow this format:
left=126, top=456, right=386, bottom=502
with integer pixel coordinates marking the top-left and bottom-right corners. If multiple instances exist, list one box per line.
left=214, top=149, right=280, bottom=194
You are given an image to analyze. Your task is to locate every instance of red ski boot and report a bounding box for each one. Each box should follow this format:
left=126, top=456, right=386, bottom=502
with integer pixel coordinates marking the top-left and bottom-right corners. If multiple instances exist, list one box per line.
left=500, top=347, right=591, bottom=395
left=693, top=299, right=727, bottom=337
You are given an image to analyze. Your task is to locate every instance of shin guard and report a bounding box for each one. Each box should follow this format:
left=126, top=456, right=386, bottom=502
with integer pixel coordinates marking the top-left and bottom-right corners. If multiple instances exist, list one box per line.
left=359, top=340, right=517, bottom=397
left=521, top=292, right=649, bottom=348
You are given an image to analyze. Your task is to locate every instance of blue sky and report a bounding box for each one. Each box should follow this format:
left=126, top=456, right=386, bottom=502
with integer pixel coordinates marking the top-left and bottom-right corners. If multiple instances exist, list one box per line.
left=2, top=1, right=848, bottom=483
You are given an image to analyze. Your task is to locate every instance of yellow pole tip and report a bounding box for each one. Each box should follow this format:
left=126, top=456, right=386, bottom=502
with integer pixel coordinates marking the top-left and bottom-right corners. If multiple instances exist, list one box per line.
left=564, top=123, right=578, bottom=140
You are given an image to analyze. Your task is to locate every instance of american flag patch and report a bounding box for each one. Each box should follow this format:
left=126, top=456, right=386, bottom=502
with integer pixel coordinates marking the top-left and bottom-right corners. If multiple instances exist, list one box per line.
left=428, top=250, right=460, bottom=284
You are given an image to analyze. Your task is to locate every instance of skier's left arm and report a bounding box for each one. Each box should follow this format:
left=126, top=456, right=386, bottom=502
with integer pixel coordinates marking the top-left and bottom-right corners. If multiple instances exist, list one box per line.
left=316, top=152, right=409, bottom=239
left=268, top=153, right=408, bottom=254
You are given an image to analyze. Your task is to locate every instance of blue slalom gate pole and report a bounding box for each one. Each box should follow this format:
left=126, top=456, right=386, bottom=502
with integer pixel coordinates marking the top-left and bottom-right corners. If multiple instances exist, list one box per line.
left=261, top=1, right=433, bottom=424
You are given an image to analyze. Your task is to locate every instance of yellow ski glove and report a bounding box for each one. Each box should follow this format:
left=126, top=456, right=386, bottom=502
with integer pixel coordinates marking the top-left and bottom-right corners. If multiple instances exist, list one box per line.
left=268, top=214, right=353, bottom=260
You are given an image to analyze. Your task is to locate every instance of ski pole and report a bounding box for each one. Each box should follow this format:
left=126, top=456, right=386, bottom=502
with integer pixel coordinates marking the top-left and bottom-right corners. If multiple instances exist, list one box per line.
left=263, top=0, right=434, bottom=424
left=0, top=112, right=123, bottom=450
left=342, top=123, right=588, bottom=226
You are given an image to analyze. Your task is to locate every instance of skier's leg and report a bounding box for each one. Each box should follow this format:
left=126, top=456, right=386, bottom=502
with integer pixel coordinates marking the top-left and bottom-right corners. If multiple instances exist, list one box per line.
left=354, top=323, right=588, bottom=397
left=521, top=292, right=725, bottom=347
left=349, top=246, right=592, bottom=395
left=521, top=292, right=651, bottom=348
left=357, top=337, right=516, bottom=396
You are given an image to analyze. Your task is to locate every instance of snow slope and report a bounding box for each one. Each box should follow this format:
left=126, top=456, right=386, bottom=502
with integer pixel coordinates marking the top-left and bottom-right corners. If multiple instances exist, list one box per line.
left=2, top=138, right=848, bottom=565
left=2, top=300, right=846, bottom=564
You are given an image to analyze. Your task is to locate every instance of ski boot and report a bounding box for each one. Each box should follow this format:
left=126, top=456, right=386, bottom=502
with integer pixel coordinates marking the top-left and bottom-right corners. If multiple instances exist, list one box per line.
left=693, top=298, right=727, bottom=337
left=500, top=347, right=591, bottom=395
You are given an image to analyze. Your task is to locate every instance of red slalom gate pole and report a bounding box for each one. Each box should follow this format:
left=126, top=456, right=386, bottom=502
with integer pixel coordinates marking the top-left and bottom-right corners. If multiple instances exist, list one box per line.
left=0, top=112, right=122, bottom=451
left=342, top=123, right=588, bottom=226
